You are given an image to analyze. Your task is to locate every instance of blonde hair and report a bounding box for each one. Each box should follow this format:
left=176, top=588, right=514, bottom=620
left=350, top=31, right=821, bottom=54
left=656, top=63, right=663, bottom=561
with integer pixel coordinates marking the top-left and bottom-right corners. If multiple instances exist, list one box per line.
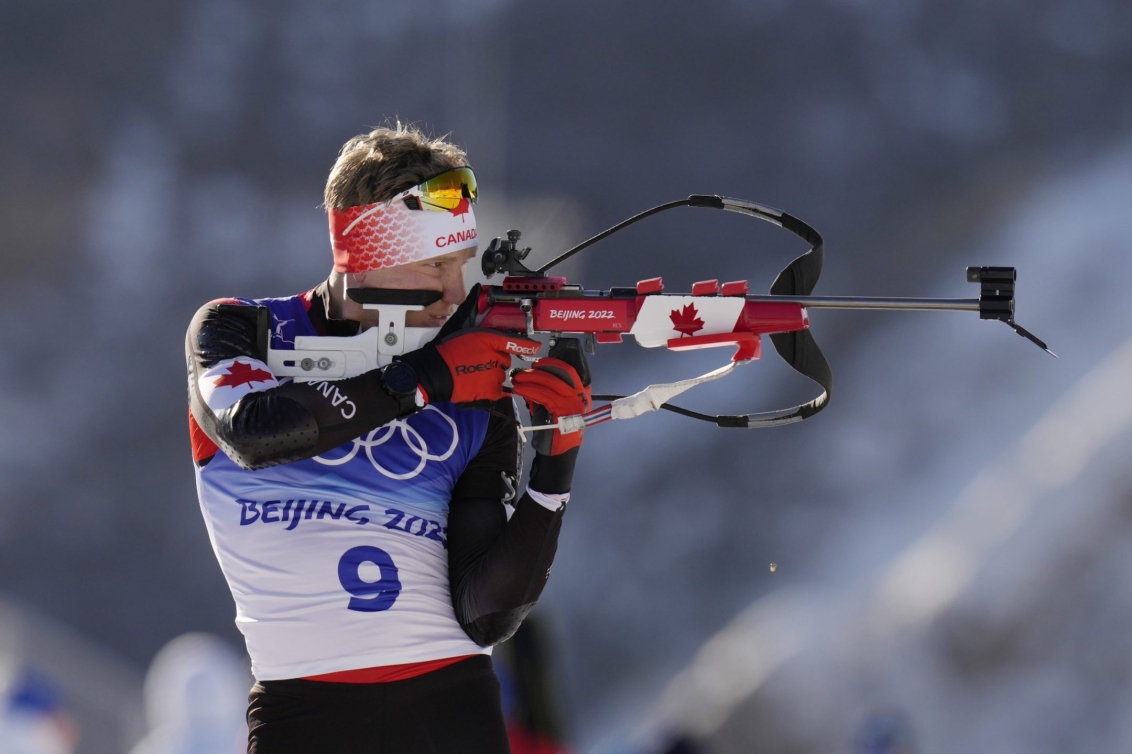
left=323, top=122, right=469, bottom=210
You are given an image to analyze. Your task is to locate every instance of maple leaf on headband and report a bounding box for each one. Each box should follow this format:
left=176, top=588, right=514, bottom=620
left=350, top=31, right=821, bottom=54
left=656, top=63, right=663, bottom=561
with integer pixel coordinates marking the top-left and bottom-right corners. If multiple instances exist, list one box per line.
left=447, top=197, right=471, bottom=222
left=214, top=361, right=275, bottom=389
left=670, top=303, right=705, bottom=336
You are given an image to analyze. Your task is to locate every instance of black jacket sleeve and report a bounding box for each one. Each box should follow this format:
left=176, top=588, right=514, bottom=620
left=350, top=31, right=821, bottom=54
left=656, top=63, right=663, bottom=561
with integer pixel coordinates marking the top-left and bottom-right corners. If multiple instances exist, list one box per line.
left=447, top=400, right=578, bottom=647
left=186, top=299, right=415, bottom=470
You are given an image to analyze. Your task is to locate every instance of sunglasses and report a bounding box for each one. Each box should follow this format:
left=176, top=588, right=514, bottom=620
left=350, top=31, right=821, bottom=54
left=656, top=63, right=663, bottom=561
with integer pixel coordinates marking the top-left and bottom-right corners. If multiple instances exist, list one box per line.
left=396, top=167, right=477, bottom=212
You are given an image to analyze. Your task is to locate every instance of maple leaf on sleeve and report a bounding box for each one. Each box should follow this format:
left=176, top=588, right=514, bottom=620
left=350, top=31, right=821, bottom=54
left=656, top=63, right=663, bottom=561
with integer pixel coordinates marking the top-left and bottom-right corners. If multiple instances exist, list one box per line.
left=670, top=303, right=706, bottom=336
left=213, top=360, right=276, bottom=389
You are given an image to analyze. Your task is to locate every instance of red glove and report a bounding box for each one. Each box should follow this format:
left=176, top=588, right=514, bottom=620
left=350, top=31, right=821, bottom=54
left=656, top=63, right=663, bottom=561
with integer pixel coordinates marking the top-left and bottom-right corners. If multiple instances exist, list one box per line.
left=400, top=329, right=542, bottom=404
left=511, top=357, right=592, bottom=455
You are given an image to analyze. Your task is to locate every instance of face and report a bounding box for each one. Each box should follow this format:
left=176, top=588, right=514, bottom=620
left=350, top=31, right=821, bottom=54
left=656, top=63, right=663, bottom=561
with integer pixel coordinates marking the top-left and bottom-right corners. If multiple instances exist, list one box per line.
left=345, top=247, right=477, bottom=329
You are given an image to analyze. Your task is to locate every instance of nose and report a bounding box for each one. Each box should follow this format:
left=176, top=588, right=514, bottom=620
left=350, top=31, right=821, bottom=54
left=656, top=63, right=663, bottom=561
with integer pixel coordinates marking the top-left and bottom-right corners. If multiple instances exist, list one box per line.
left=440, top=268, right=467, bottom=309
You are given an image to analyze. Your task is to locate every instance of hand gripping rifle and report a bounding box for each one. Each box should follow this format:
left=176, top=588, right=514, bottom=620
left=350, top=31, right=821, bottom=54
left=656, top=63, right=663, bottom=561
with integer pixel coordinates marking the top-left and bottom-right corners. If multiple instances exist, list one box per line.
left=268, top=195, right=1052, bottom=436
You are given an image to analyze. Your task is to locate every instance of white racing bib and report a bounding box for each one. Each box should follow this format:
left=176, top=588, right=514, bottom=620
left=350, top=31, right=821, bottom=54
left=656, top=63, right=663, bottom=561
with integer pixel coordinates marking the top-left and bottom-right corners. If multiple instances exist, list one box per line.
left=195, top=400, right=495, bottom=680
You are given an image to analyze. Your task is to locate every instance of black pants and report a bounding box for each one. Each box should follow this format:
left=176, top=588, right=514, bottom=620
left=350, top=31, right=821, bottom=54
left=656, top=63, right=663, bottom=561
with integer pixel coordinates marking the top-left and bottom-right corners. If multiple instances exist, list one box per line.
left=247, top=656, right=510, bottom=754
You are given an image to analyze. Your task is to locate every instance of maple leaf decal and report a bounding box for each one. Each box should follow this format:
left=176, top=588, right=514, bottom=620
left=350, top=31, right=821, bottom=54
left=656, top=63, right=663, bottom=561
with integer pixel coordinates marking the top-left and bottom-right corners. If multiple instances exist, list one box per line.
left=447, top=197, right=471, bottom=223
left=670, top=303, right=705, bottom=336
left=214, top=361, right=275, bottom=389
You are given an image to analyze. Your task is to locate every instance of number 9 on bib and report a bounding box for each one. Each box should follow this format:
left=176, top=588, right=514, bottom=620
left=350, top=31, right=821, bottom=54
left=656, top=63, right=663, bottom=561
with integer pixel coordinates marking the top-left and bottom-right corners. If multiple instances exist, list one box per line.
left=338, top=546, right=402, bottom=612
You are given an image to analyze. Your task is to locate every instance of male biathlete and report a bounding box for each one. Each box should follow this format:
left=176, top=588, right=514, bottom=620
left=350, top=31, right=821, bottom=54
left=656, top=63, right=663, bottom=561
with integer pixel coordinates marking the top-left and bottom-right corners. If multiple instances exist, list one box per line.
left=185, top=124, right=590, bottom=753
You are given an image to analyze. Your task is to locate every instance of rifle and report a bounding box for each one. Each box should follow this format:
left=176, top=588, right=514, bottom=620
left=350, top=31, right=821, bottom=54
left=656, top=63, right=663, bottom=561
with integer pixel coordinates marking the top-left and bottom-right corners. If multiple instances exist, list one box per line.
left=268, top=195, right=1052, bottom=434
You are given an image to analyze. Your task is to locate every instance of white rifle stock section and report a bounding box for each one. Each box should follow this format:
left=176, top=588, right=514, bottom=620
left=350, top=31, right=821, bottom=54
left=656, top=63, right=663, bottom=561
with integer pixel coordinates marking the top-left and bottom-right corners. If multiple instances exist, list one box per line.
left=267, top=324, right=441, bottom=380
left=268, top=288, right=440, bottom=380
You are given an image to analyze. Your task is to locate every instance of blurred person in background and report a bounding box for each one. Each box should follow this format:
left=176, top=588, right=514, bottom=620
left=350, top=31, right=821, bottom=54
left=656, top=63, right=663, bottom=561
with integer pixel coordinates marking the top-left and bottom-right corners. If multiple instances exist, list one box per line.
left=185, top=123, right=592, bottom=753
left=0, top=664, right=78, bottom=754
left=129, top=633, right=249, bottom=754
left=494, top=617, right=572, bottom=754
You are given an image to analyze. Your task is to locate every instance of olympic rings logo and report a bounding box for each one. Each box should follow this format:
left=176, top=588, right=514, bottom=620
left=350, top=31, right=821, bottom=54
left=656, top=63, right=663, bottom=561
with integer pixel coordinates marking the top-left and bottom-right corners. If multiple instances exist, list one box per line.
left=312, top=405, right=459, bottom=480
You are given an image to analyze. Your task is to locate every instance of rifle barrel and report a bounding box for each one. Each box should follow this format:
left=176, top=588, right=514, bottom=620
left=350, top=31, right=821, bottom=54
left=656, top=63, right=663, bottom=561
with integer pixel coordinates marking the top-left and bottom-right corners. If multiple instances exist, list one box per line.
left=746, top=295, right=980, bottom=312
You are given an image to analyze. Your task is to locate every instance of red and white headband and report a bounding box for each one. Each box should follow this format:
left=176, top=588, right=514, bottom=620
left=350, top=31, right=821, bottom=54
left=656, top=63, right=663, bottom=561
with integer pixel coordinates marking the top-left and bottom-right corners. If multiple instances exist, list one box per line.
left=329, top=168, right=479, bottom=273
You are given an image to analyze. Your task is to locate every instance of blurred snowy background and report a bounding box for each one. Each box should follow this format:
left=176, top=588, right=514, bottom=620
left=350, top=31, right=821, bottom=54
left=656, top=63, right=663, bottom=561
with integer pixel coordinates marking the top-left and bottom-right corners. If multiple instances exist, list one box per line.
left=1, top=1, right=1130, bottom=751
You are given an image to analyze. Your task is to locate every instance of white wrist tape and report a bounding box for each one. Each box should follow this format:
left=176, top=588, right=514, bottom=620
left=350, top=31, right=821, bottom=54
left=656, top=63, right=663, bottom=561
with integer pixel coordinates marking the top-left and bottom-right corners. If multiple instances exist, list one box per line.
left=526, top=488, right=569, bottom=512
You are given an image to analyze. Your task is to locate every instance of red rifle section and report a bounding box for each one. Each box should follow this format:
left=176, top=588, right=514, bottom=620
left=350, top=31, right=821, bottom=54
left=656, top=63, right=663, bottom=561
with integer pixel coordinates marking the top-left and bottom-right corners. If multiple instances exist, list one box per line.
left=476, top=276, right=810, bottom=355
